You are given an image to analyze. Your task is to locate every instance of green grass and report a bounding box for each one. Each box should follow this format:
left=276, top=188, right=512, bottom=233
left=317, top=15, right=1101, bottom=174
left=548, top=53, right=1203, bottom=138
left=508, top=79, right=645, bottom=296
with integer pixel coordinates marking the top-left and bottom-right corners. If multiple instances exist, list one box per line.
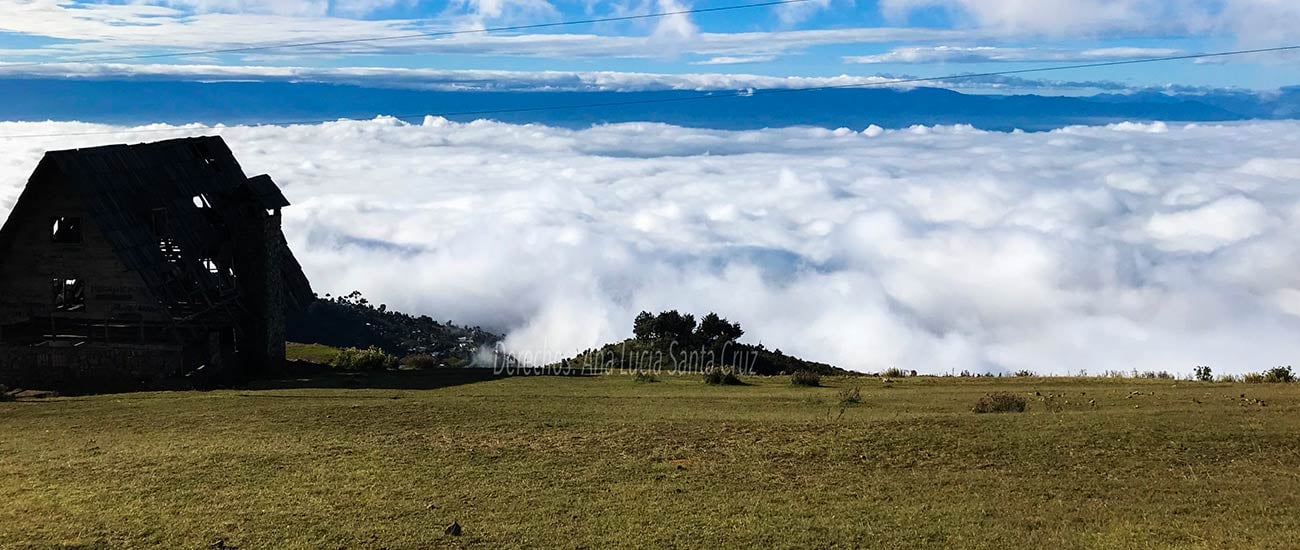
left=285, top=342, right=342, bottom=364
left=2, top=374, right=1299, bottom=549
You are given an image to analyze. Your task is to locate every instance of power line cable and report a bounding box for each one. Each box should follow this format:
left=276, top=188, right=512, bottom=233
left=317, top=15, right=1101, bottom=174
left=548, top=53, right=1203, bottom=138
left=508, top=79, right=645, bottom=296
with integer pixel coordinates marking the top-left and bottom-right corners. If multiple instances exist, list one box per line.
left=0, top=44, right=1296, bottom=140
left=1, top=0, right=814, bottom=68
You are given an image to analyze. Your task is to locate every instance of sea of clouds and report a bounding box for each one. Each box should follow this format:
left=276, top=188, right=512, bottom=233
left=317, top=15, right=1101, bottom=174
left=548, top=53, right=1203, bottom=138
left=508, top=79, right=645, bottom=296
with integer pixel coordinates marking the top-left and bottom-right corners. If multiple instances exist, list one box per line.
left=2, top=117, right=1300, bottom=375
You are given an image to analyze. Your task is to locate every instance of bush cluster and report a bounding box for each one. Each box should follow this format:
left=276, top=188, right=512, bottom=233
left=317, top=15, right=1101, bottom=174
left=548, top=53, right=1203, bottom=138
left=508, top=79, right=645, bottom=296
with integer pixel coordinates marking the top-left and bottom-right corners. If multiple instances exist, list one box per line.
left=791, top=370, right=822, bottom=387
left=880, top=367, right=918, bottom=378
left=1141, top=371, right=1176, bottom=379
left=632, top=370, right=659, bottom=383
left=400, top=354, right=439, bottom=370
left=973, top=392, right=1027, bottom=414
left=1265, top=366, right=1295, bottom=383
left=1245, top=366, right=1295, bottom=384
left=332, top=346, right=399, bottom=371
left=703, top=370, right=743, bottom=386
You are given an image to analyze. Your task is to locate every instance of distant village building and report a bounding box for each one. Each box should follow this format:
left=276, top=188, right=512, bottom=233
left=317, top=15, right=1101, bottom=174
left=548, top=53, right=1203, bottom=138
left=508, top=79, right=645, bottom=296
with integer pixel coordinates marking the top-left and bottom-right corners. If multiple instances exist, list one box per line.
left=0, top=136, right=313, bottom=391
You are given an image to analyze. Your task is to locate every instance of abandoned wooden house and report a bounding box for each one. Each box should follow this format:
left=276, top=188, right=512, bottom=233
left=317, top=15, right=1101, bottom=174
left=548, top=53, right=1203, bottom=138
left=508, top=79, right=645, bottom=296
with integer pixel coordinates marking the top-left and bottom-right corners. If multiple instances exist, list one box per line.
left=0, top=136, right=313, bottom=391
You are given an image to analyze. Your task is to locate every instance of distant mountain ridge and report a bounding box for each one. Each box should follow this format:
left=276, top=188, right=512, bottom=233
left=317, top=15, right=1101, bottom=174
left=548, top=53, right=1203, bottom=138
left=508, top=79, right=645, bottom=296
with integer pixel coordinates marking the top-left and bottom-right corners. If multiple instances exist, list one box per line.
left=1, top=78, right=1295, bottom=131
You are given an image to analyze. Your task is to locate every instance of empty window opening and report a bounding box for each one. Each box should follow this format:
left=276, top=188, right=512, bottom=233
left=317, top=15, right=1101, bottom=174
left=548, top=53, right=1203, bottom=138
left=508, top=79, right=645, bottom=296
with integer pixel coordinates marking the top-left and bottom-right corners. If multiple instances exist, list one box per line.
left=192, top=194, right=211, bottom=209
left=201, top=258, right=220, bottom=274
left=50, top=216, right=82, bottom=244
left=52, top=278, right=85, bottom=312
left=159, top=238, right=183, bottom=264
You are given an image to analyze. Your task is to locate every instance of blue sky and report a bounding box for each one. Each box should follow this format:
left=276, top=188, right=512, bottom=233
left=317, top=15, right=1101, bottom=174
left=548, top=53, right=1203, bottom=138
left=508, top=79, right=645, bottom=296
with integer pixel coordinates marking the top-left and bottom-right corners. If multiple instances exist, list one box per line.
left=0, top=0, right=1297, bottom=93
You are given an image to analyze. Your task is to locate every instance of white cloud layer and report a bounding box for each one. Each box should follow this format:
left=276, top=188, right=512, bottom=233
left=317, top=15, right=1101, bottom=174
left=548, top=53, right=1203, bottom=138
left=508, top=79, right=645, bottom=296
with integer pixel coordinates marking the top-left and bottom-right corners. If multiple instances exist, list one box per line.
left=844, top=45, right=1182, bottom=64
left=0, top=61, right=1171, bottom=93
left=0, top=0, right=976, bottom=60
left=3, top=118, right=1300, bottom=375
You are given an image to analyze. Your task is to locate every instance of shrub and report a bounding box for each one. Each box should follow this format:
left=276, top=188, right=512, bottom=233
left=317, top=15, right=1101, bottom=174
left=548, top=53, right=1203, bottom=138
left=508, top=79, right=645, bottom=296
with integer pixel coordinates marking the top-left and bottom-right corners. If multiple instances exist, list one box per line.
left=703, top=370, right=743, bottom=386
left=791, top=370, right=822, bottom=387
left=881, top=367, right=907, bottom=378
left=973, top=392, right=1028, bottom=414
left=1242, top=368, right=1294, bottom=384
left=1138, top=370, right=1175, bottom=379
left=1194, top=366, right=1213, bottom=382
left=1014, top=370, right=1035, bottom=377
left=1263, top=366, right=1295, bottom=383
left=401, top=354, right=439, bottom=370
left=332, top=346, right=399, bottom=371
left=838, top=386, right=862, bottom=406
left=632, top=370, right=658, bottom=383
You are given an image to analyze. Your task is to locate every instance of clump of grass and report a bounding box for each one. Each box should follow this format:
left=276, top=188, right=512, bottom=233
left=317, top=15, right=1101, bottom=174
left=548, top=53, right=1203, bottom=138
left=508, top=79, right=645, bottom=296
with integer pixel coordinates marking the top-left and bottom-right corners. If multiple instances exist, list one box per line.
left=632, top=370, right=658, bottom=383
left=703, top=370, right=743, bottom=386
left=400, top=354, right=439, bottom=370
left=332, top=346, right=399, bottom=371
left=1014, top=370, right=1035, bottom=377
left=791, top=370, right=822, bottom=387
left=837, top=386, right=861, bottom=406
left=973, top=392, right=1027, bottom=414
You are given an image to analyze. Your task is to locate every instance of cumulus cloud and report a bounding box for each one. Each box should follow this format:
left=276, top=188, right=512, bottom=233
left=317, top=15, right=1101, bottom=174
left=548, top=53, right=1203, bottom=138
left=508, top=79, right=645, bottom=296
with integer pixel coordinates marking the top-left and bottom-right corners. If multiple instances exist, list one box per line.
left=774, top=0, right=837, bottom=25
left=445, top=0, right=561, bottom=28
left=880, top=0, right=1213, bottom=36
left=690, top=56, right=777, bottom=65
left=879, top=0, right=1300, bottom=43
left=140, top=0, right=332, bottom=17
left=3, top=118, right=1300, bottom=375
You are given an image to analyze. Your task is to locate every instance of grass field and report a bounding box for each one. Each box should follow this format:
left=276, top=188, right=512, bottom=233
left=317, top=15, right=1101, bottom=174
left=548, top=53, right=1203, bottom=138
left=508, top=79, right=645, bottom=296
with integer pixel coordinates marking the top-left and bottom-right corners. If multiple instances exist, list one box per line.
left=2, top=372, right=1299, bottom=549
left=286, top=342, right=345, bottom=364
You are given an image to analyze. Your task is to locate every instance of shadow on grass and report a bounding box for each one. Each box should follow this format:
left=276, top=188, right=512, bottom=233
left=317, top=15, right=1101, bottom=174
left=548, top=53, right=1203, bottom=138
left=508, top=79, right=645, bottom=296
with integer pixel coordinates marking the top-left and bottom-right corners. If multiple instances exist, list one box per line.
left=243, top=361, right=601, bottom=392
left=4, top=363, right=595, bottom=399
left=241, top=364, right=508, bottom=392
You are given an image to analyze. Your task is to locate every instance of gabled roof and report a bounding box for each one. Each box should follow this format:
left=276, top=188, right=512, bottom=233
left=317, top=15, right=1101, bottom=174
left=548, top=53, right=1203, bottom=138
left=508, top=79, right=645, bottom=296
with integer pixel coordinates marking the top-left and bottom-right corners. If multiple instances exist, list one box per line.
left=0, top=136, right=313, bottom=320
left=245, top=174, right=292, bottom=210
